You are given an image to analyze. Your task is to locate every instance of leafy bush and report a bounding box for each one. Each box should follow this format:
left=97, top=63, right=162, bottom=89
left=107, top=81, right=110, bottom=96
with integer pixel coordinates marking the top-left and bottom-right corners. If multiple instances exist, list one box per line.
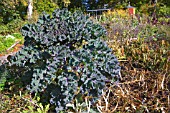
left=34, top=1, right=58, bottom=14
left=0, top=25, right=9, bottom=35
left=157, top=4, right=170, bottom=17
left=11, top=33, right=23, bottom=39
left=3, top=38, right=15, bottom=48
left=101, top=9, right=129, bottom=22
left=98, top=11, right=168, bottom=44
left=0, top=36, right=15, bottom=53
left=11, top=33, right=25, bottom=44
left=0, top=18, right=26, bottom=35
left=0, top=42, right=6, bottom=53
left=7, top=9, right=120, bottom=112
left=0, top=0, right=27, bottom=24
left=140, top=3, right=170, bottom=17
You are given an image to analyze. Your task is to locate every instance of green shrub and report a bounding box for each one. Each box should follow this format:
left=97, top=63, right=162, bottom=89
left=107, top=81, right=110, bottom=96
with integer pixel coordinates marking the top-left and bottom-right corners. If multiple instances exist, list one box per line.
left=0, top=33, right=24, bottom=54
left=7, top=9, right=120, bottom=112
left=0, top=35, right=18, bottom=53
left=34, top=1, right=58, bottom=14
left=157, top=4, right=170, bottom=17
left=0, top=18, right=26, bottom=35
left=0, top=42, right=6, bottom=53
left=0, top=0, right=27, bottom=24
left=11, top=33, right=23, bottom=39
left=11, top=33, right=24, bottom=44
left=3, top=38, right=15, bottom=48
left=0, top=25, right=9, bottom=35
left=0, top=36, right=5, bottom=42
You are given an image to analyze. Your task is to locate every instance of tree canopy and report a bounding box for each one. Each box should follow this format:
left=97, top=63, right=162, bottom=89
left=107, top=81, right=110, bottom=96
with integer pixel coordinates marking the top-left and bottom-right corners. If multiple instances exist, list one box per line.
left=0, top=0, right=169, bottom=24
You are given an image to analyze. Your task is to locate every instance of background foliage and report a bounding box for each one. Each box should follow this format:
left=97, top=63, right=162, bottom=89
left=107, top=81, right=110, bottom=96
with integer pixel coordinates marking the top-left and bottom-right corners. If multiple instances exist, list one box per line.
left=0, top=0, right=169, bottom=35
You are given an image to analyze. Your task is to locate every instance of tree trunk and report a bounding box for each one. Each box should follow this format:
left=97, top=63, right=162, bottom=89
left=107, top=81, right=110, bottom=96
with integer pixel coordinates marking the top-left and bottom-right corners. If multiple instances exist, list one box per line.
left=27, top=0, right=33, bottom=20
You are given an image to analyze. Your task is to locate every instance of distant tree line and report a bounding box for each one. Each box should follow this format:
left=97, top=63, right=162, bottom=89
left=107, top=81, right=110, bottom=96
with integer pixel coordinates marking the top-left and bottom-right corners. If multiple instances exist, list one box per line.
left=0, top=0, right=169, bottom=24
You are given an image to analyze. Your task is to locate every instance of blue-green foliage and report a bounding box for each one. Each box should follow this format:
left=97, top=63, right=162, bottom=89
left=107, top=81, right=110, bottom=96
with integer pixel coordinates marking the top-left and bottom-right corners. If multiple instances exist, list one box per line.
left=8, top=9, right=120, bottom=112
left=0, top=64, right=8, bottom=90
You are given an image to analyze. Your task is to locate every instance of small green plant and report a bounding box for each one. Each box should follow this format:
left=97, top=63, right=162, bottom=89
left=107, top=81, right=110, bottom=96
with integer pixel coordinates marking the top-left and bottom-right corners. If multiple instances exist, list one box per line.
left=66, top=97, right=100, bottom=113
left=0, top=42, right=6, bottom=53
left=7, top=9, right=120, bottom=112
left=11, top=33, right=24, bottom=44
left=22, top=96, right=50, bottom=113
left=0, top=35, right=15, bottom=53
left=11, top=33, right=23, bottom=39
left=0, top=33, right=24, bottom=54
left=3, top=37, right=15, bottom=48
